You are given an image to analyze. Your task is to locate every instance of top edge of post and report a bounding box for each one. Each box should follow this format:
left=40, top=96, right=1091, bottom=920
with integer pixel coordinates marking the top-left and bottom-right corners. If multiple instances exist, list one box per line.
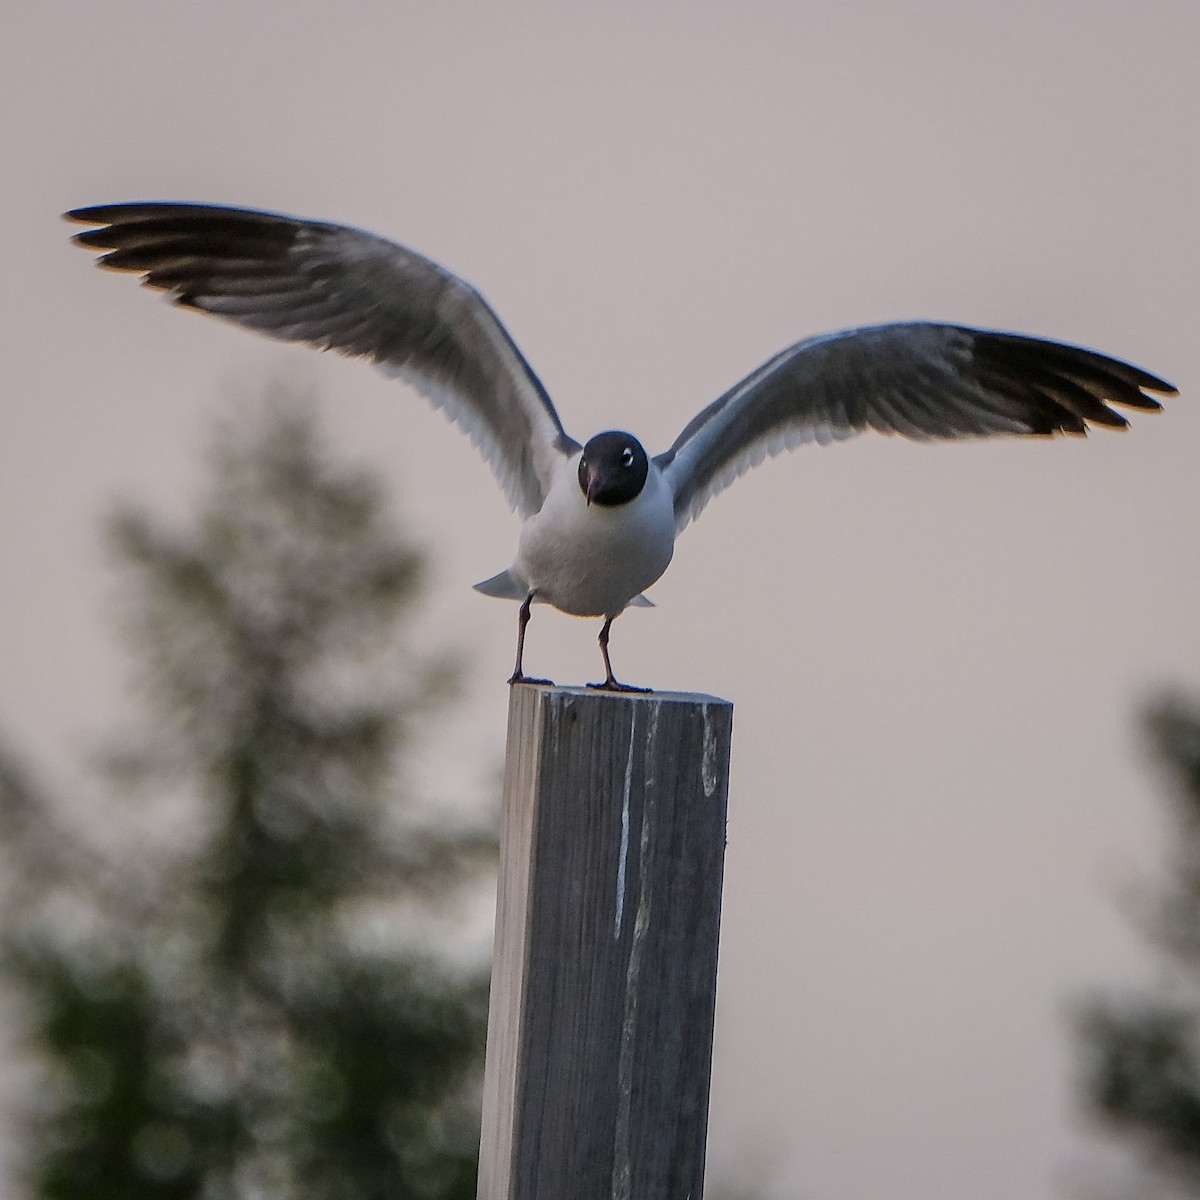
left=509, top=683, right=732, bottom=708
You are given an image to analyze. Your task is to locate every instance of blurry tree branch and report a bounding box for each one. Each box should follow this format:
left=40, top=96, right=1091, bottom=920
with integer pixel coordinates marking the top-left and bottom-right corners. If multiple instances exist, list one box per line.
left=0, top=387, right=495, bottom=1200
left=1076, top=692, right=1200, bottom=1196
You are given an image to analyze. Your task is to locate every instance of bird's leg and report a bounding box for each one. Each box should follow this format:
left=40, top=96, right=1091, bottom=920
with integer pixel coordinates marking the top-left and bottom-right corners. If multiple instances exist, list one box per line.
left=587, top=615, right=652, bottom=693
left=508, top=592, right=553, bottom=686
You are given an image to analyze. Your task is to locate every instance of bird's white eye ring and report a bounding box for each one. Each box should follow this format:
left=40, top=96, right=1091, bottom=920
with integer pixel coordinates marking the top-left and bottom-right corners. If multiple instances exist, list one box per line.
left=621, top=447, right=634, bottom=467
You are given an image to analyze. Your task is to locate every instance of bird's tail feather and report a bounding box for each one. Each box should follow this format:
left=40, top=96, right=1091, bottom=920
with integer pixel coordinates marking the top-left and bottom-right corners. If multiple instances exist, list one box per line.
left=473, top=569, right=529, bottom=601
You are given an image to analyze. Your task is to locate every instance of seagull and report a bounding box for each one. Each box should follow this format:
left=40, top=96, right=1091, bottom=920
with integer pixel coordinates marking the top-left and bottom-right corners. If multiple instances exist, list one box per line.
left=67, top=202, right=1176, bottom=691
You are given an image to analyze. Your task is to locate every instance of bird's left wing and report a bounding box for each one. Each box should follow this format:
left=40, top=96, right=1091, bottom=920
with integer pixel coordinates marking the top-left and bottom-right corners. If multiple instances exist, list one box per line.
left=655, top=321, right=1175, bottom=531
left=67, top=203, right=580, bottom=517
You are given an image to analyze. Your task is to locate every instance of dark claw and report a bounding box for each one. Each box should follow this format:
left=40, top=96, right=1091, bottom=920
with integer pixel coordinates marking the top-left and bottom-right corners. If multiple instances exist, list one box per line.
left=508, top=671, right=554, bottom=687
left=587, top=677, right=652, bottom=694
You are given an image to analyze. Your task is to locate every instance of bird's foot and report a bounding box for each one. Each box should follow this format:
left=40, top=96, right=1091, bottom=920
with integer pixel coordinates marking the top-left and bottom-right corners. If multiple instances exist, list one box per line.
left=587, top=677, right=653, bottom=694
left=508, top=671, right=554, bottom=687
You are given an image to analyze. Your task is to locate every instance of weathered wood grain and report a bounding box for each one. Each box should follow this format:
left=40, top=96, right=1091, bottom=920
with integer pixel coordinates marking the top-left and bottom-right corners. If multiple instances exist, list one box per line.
left=479, top=685, right=733, bottom=1200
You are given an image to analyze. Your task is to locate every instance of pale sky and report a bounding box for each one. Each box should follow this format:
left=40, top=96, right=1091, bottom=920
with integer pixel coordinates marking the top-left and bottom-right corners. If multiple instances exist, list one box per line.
left=4, top=3, right=1200, bottom=1197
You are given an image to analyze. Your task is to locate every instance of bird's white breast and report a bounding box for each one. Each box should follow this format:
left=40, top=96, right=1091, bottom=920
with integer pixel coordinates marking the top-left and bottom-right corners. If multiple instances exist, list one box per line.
left=515, top=455, right=676, bottom=617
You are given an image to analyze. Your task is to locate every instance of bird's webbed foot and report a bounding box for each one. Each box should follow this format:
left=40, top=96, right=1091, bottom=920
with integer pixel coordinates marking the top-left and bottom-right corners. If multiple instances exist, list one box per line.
left=586, top=614, right=652, bottom=693
left=508, top=671, right=555, bottom=687
left=586, top=676, right=652, bottom=693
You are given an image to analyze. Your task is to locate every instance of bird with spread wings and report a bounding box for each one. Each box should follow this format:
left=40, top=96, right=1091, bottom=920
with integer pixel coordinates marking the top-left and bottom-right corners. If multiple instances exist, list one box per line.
left=68, top=203, right=1176, bottom=690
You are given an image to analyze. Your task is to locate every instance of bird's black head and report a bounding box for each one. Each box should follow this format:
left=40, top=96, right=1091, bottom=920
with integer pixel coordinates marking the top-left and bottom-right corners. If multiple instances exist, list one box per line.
left=578, top=431, right=649, bottom=507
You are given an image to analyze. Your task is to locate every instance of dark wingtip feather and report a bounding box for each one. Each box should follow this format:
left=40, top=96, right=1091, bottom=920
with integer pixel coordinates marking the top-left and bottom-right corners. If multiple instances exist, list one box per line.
left=972, top=330, right=1176, bottom=432
left=65, top=205, right=107, bottom=223
left=67, top=201, right=235, bottom=223
left=65, top=203, right=180, bottom=225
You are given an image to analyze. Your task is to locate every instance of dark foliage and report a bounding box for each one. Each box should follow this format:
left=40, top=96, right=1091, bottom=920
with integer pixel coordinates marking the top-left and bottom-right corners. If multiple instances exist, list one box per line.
left=1077, top=694, right=1200, bottom=1193
left=0, top=392, right=494, bottom=1199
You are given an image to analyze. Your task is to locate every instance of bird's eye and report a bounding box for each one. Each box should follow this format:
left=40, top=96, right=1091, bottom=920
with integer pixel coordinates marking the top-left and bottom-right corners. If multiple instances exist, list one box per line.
left=621, top=447, right=635, bottom=467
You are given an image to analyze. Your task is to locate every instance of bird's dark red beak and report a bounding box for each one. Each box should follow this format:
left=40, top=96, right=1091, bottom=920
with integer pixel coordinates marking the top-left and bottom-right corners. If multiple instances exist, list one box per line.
left=584, top=463, right=603, bottom=506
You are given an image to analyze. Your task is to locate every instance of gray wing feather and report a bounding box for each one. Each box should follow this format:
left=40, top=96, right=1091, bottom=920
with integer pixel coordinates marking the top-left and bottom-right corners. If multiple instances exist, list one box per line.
left=655, top=322, right=1175, bottom=531
left=67, top=202, right=580, bottom=517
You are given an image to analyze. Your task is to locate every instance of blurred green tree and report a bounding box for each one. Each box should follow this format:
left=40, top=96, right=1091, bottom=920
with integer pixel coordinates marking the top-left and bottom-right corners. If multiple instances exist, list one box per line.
left=1077, top=692, right=1200, bottom=1194
left=0, top=391, right=494, bottom=1200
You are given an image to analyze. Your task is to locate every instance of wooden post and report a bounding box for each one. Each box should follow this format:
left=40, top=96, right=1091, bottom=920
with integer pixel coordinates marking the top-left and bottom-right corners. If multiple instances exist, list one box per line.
left=479, top=685, right=733, bottom=1200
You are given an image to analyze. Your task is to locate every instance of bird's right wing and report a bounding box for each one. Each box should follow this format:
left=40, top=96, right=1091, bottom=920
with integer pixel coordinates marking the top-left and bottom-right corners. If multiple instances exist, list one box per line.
left=68, top=202, right=581, bottom=517
left=655, top=321, right=1175, bottom=531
